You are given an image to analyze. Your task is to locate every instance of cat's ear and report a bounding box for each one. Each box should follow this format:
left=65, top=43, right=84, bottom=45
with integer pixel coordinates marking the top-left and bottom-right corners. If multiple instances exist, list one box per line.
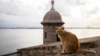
left=61, top=26, right=64, bottom=30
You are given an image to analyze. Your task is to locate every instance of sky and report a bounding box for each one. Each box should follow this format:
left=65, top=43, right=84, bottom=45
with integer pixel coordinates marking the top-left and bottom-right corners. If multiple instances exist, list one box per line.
left=0, top=0, right=100, bottom=27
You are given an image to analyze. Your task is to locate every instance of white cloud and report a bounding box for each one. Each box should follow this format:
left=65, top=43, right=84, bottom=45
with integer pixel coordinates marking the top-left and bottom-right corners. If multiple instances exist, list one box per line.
left=0, top=0, right=100, bottom=27
left=86, top=17, right=100, bottom=27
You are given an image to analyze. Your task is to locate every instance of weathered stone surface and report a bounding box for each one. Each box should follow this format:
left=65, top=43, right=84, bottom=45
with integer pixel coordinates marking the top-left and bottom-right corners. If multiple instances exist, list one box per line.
left=55, top=53, right=97, bottom=56
left=17, top=36, right=100, bottom=56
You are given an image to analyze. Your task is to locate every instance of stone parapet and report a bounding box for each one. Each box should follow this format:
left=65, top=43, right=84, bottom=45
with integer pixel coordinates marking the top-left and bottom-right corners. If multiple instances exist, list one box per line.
left=17, top=36, right=100, bottom=56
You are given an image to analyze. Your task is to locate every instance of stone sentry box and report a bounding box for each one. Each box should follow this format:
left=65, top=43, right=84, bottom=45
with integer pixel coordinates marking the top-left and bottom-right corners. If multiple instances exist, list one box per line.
left=41, top=0, right=64, bottom=44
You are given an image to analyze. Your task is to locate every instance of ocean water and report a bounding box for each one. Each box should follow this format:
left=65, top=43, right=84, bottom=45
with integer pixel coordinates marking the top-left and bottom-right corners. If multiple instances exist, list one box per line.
left=0, top=29, right=100, bottom=55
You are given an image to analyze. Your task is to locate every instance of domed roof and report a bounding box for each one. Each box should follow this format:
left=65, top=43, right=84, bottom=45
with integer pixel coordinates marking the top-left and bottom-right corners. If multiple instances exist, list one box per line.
left=42, top=9, right=64, bottom=23
left=41, top=0, right=64, bottom=24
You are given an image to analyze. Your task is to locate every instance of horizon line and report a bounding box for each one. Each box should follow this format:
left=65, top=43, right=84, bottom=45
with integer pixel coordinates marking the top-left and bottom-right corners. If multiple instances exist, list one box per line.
left=0, top=27, right=100, bottom=29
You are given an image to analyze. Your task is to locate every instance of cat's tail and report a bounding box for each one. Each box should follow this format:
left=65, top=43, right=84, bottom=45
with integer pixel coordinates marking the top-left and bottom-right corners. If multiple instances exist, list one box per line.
left=76, top=49, right=96, bottom=54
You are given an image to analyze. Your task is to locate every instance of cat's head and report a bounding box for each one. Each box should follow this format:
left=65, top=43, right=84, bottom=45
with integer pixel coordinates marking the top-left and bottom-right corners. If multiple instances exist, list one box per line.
left=56, top=26, right=64, bottom=34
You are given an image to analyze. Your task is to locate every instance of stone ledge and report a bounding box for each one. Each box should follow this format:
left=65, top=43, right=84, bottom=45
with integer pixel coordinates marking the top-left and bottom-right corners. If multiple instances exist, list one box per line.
left=17, top=36, right=100, bottom=56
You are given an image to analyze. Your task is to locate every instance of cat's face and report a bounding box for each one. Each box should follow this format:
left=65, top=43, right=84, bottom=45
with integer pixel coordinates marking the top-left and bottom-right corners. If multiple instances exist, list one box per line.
left=56, top=26, right=64, bottom=34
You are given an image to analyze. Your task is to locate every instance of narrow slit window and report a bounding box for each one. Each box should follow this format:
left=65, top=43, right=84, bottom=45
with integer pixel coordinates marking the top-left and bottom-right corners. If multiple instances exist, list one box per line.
left=44, top=32, right=47, bottom=38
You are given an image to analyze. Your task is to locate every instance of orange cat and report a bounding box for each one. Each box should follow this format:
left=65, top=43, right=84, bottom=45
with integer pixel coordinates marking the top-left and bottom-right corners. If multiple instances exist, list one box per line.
left=56, top=26, right=96, bottom=54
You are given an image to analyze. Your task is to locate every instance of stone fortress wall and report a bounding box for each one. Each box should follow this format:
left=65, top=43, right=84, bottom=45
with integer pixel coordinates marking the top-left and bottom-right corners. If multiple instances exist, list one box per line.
left=17, top=36, right=100, bottom=56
